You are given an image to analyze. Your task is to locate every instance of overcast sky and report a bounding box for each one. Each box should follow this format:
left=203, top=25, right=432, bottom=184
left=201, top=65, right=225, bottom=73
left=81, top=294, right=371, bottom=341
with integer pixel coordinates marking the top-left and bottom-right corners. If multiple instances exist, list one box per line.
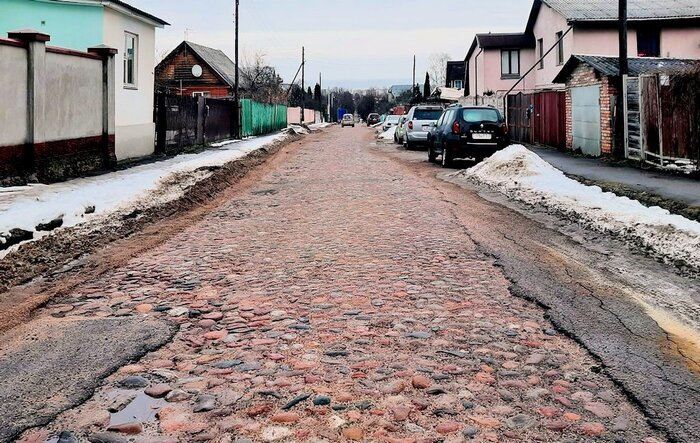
left=130, top=0, right=533, bottom=89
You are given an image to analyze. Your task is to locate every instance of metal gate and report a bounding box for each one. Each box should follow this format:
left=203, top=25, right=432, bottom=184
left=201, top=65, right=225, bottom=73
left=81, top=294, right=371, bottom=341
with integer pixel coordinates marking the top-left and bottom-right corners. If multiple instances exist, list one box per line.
left=532, top=91, right=566, bottom=148
left=507, top=92, right=532, bottom=144
left=571, top=85, right=601, bottom=156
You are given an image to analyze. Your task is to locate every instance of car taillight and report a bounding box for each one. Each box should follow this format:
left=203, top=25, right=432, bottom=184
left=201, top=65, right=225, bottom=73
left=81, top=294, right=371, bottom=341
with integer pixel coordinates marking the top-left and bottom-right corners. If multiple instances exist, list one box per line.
left=452, top=120, right=460, bottom=134
left=501, top=123, right=508, bottom=134
left=408, top=121, right=413, bottom=130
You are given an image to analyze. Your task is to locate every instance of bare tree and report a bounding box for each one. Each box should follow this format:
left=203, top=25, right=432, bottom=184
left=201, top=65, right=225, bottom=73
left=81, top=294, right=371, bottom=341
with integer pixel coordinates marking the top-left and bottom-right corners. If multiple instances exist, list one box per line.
left=428, top=53, right=451, bottom=88
left=240, top=51, right=285, bottom=103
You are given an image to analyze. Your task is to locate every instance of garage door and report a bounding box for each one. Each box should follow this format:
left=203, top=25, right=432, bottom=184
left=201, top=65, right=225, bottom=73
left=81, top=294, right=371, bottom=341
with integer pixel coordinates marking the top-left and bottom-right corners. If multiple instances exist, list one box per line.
left=571, top=85, right=601, bottom=156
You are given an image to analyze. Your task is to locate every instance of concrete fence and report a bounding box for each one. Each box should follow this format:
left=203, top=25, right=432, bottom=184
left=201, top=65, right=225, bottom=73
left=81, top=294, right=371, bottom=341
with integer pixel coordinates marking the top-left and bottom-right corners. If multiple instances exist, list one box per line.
left=286, top=107, right=318, bottom=125
left=0, top=30, right=116, bottom=183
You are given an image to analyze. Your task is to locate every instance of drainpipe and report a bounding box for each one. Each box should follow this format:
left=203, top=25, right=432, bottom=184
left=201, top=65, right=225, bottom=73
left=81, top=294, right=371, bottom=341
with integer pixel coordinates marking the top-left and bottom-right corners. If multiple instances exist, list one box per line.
left=503, top=25, right=573, bottom=124
left=474, top=48, right=483, bottom=105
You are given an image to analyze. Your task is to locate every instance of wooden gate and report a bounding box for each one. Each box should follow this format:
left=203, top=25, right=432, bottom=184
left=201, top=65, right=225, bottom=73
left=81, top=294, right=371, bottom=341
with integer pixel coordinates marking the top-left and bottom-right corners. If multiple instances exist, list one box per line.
left=532, top=91, right=566, bottom=149
left=507, top=92, right=532, bottom=144
left=624, top=74, right=699, bottom=170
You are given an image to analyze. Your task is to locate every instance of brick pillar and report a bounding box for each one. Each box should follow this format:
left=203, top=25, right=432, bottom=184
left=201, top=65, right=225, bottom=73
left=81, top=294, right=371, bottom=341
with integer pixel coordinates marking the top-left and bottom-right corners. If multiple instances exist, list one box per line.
left=8, top=29, right=50, bottom=174
left=88, top=45, right=118, bottom=168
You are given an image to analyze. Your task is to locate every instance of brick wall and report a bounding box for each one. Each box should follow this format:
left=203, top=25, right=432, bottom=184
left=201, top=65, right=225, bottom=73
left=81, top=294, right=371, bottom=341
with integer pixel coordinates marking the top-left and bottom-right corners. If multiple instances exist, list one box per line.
left=564, top=64, right=619, bottom=155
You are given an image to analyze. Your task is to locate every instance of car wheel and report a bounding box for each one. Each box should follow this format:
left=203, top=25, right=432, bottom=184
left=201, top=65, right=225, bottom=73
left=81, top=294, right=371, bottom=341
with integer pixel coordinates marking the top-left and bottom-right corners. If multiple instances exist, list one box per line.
left=428, top=146, right=437, bottom=163
left=405, top=139, right=413, bottom=151
left=442, top=144, right=452, bottom=168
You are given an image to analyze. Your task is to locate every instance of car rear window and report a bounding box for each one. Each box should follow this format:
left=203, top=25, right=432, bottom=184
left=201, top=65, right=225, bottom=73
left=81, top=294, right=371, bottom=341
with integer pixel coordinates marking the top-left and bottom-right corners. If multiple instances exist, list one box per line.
left=462, top=108, right=500, bottom=123
left=414, top=109, right=443, bottom=120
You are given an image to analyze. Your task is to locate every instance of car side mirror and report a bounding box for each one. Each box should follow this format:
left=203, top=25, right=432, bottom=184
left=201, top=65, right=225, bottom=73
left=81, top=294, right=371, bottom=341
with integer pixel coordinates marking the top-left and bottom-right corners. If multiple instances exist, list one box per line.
left=429, top=122, right=436, bottom=127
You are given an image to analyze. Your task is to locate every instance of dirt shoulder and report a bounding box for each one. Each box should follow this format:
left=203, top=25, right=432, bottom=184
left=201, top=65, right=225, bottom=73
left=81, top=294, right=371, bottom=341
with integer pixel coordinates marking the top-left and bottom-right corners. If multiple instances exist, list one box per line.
left=0, top=131, right=306, bottom=334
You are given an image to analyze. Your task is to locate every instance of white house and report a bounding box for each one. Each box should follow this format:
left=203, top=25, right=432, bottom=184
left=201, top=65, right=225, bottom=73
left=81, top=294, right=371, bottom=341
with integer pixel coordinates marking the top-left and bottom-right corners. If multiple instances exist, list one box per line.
left=0, top=0, right=169, bottom=161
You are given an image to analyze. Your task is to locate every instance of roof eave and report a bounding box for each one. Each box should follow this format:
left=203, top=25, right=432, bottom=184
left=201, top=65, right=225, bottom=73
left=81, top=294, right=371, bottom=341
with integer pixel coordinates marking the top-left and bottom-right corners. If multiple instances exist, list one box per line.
left=102, top=0, right=169, bottom=27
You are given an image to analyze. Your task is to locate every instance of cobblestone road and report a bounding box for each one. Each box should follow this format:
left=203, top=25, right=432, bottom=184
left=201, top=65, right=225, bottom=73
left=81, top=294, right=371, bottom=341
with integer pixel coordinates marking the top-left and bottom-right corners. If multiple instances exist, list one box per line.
left=20, top=127, right=665, bottom=443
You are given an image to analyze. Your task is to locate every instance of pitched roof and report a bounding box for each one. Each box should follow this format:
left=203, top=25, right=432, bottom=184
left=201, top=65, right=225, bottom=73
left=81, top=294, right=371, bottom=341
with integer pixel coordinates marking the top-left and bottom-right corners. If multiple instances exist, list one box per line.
left=184, top=41, right=244, bottom=89
left=466, top=33, right=535, bottom=61
left=553, top=54, right=700, bottom=82
left=543, top=0, right=700, bottom=21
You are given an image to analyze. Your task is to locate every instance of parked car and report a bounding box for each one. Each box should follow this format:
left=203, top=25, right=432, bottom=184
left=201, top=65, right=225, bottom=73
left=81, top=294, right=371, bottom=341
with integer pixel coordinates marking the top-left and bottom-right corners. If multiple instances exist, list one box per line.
left=382, top=114, right=401, bottom=132
left=403, top=105, right=444, bottom=150
left=341, top=114, right=355, bottom=128
left=427, top=105, right=510, bottom=167
left=367, top=113, right=381, bottom=126
left=394, top=115, right=408, bottom=143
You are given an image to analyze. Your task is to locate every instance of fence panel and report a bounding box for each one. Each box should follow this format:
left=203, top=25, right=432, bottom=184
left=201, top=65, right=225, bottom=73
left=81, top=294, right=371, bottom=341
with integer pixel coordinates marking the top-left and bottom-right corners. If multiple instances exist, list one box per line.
left=205, top=98, right=235, bottom=143
left=241, top=100, right=288, bottom=137
left=159, top=94, right=198, bottom=155
left=660, top=75, right=698, bottom=166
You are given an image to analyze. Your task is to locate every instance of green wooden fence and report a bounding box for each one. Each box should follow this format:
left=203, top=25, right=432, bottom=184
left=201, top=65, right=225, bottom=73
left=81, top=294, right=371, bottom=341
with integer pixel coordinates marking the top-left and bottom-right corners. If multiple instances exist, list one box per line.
left=240, top=100, right=288, bottom=138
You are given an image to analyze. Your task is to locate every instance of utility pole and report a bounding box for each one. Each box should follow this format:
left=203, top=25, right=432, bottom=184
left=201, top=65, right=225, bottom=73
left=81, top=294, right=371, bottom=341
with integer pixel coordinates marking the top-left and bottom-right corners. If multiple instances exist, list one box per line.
left=301, top=46, right=305, bottom=124
left=619, top=0, right=628, bottom=76
left=319, top=72, right=323, bottom=122
left=234, top=0, right=240, bottom=138
left=412, top=55, right=416, bottom=92
left=617, top=0, right=628, bottom=158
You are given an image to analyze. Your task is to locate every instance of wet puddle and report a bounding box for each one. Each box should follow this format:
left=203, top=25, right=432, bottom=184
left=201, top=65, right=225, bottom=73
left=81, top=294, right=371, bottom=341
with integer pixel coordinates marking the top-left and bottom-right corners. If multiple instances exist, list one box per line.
left=108, top=389, right=166, bottom=425
left=42, top=390, right=166, bottom=443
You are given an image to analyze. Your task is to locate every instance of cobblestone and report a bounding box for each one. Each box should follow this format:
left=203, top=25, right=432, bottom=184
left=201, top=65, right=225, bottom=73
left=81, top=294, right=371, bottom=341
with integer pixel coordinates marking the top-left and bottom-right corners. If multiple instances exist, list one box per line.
left=21, top=128, right=665, bottom=442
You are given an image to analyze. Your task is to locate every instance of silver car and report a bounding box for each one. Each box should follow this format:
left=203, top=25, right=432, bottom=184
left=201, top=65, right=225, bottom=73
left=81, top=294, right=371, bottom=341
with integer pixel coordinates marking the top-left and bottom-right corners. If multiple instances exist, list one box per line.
left=382, top=114, right=401, bottom=132
left=341, top=113, right=355, bottom=128
left=403, top=105, right=444, bottom=150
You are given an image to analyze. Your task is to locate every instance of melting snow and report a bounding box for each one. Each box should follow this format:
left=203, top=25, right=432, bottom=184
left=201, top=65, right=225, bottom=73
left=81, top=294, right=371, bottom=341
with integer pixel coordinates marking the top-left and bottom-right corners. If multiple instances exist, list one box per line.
left=378, top=127, right=397, bottom=141
left=454, top=144, right=700, bottom=269
left=0, top=132, right=288, bottom=253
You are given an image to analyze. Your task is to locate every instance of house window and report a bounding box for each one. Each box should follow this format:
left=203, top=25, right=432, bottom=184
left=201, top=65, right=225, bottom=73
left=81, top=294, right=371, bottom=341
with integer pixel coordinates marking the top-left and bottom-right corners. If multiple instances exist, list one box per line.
left=192, top=91, right=210, bottom=97
left=538, top=38, right=544, bottom=69
left=124, top=32, right=138, bottom=88
left=452, top=79, right=463, bottom=89
left=501, top=49, right=520, bottom=78
left=556, top=31, right=564, bottom=65
left=637, top=26, right=660, bottom=57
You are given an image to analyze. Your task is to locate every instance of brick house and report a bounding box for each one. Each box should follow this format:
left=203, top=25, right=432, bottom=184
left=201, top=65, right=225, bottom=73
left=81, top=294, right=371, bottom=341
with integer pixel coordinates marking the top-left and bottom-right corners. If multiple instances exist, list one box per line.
left=155, top=41, right=245, bottom=97
left=553, top=55, right=700, bottom=156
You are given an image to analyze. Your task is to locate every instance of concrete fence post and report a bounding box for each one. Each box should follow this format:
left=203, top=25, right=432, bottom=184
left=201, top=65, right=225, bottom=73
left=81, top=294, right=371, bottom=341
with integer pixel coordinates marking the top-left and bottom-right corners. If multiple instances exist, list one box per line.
left=8, top=29, right=49, bottom=173
left=88, top=45, right=118, bottom=168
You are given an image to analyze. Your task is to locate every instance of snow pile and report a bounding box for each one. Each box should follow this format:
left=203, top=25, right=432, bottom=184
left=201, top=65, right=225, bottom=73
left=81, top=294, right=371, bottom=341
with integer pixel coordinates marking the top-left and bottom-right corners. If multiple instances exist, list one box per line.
left=286, top=125, right=310, bottom=135
left=0, top=132, right=287, bottom=255
left=456, top=144, right=700, bottom=268
left=378, top=126, right=397, bottom=141
left=309, top=122, right=332, bottom=130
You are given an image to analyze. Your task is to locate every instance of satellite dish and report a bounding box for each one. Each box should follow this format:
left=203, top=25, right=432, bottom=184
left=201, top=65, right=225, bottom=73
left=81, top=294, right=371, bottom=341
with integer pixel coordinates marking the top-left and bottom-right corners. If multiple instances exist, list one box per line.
left=191, top=64, right=203, bottom=78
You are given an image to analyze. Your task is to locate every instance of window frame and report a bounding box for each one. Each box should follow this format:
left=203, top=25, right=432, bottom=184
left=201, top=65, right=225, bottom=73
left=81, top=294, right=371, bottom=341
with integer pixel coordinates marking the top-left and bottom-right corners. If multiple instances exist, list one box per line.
left=537, top=38, right=544, bottom=69
left=501, top=49, right=520, bottom=79
left=637, top=26, right=661, bottom=57
left=555, top=31, right=564, bottom=66
left=124, top=31, right=138, bottom=89
left=452, top=79, right=463, bottom=89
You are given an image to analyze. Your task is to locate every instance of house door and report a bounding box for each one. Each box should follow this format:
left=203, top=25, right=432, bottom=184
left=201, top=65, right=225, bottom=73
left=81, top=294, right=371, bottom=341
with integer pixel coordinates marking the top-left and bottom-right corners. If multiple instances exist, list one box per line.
left=571, top=85, right=601, bottom=156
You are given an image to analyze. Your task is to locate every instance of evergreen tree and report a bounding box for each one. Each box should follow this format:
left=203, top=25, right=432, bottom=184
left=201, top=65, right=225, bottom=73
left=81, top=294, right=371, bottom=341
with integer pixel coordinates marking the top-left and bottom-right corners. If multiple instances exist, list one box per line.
left=423, top=73, right=431, bottom=100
